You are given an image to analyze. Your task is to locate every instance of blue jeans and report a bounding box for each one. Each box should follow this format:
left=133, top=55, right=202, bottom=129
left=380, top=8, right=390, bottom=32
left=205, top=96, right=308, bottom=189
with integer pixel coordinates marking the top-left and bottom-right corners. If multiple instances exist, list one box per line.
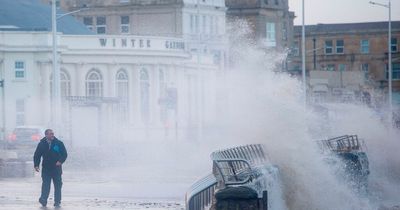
left=40, top=171, right=62, bottom=205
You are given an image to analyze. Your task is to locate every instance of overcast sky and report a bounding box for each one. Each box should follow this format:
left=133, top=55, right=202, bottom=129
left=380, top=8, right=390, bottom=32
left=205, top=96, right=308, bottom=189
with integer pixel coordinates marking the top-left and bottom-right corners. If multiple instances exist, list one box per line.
left=289, top=0, right=400, bottom=25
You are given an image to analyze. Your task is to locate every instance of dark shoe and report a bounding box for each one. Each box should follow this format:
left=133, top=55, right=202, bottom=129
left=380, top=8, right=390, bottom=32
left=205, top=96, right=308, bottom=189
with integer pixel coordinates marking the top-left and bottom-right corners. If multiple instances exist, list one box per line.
left=38, top=198, right=47, bottom=207
left=54, top=203, right=61, bottom=208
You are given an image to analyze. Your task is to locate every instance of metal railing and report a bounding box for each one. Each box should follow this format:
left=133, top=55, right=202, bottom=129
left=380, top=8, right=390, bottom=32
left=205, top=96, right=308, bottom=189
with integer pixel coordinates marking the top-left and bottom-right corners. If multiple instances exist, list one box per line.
left=185, top=174, right=217, bottom=210
left=318, top=135, right=365, bottom=153
left=213, top=158, right=252, bottom=186
left=185, top=144, right=269, bottom=210
left=211, top=144, right=268, bottom=186
left=211, top=144, right=267, bottom=165
left=65, top=96, right=123, bottom=106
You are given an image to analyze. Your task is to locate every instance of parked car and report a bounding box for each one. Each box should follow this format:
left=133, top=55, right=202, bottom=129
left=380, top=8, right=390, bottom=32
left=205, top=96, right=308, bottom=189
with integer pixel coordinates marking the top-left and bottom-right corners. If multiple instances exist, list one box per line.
left=6, top=126, right=46, bottom=149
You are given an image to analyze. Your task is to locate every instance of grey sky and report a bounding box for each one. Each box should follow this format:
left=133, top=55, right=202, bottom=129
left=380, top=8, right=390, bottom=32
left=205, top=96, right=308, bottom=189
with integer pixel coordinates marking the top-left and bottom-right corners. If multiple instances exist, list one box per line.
left=289, top=0, right=400, bottom=25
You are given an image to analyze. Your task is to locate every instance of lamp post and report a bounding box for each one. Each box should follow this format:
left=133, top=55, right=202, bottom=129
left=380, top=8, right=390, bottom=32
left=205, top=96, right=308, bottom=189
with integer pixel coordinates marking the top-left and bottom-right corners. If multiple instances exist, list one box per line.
left=302, top=0, right=307, bottom=108
left=51, top=0, right=61, bottom=130
left=196, top=0, right=203, bottom=141
left=51, top=0, right=88, bottom=130
left=369, top=0, right=392, bottom=126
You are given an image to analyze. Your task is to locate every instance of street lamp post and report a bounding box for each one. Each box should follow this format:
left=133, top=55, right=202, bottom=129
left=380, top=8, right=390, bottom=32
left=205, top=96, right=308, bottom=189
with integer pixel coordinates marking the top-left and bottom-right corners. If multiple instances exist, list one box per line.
left=369, top=0, right=392, bottom=126
left=302, top=0, right=307, bottom=108
left=51, top=1, right=88, bottom=131
left=51, top=0, right=61, bottom=131
left=196, top=0, right=203, bottom=141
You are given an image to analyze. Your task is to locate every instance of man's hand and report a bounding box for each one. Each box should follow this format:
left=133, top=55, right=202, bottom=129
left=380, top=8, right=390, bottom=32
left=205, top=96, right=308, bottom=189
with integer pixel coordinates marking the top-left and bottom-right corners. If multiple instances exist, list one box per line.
left=55, top=161, right=62, bottom=166
left=34, top=167, right=40, bottom=172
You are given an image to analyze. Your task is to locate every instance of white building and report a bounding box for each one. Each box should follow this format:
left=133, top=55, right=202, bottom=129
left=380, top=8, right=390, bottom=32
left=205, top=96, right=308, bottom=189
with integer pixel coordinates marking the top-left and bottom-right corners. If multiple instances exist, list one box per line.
left=0, top=31, right=218, bottom=146
left=0, top=0, right=220, bottom=146
left=43, top=0, right=228, bottom=68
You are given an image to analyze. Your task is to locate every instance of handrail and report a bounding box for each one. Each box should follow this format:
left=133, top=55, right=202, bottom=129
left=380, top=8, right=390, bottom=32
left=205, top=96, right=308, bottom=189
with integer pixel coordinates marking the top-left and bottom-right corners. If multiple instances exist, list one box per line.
left=211, top=144, right=267, bottom=165
left=185, top=174, right=217, bottom=210
left=186, top=144, right=272, bottom=210
left=318, top=135, right=365, bottom=153
left=213, top=158, right=252, bottom=186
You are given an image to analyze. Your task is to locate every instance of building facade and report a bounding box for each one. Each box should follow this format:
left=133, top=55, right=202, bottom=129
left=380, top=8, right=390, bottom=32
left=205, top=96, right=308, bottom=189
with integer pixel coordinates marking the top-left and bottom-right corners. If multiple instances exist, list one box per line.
left=225, top=0, right=295, bottom=51
left=0, top=31, right=219, bottom=145
left=42, top=0, right=228, bottom=68
left=289, top=22, right=400, bottom=104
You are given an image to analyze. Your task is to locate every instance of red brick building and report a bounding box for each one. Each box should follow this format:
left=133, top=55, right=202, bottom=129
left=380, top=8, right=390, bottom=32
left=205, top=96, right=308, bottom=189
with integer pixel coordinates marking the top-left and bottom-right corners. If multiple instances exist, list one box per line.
left=289, top=21, right=400, bottom=103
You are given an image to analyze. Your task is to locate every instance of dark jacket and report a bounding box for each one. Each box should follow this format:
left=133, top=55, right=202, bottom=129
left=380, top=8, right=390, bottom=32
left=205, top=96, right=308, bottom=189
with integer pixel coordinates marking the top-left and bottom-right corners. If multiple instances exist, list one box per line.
left=33, top=137, right=68, bottom=175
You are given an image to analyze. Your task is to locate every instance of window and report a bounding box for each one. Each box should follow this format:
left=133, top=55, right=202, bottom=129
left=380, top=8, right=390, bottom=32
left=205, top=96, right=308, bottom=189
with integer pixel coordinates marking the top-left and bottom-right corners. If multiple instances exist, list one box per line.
left=275, top=0, right=279, bottom=5
left=51, top=0, right=60, bottom=8
left=266, top=22, right=276, bottom=47
left=120, top=16, right=130, bottom=34
left=338, top=64, right=346, bottom=71
left=15, top=61, right=25, bottom=78
left=96, top=16, right=106, bottom=34
left=86, top=70, right=103, bottom=97
left=60, top=71, right=71, bottom=97
left=16, top=99, right=25, bottom=126
left=361, top=63, right=369, bottom=80
left=59, top=71, right=71, bottom=97
left=83, top=17, right=93, bottom=31
left=387, top=63, right=400, bottom=80
left=116, top=70, right=129, bottom=122
left=140, top=69, right=150, bottom=123
left=326, top=64, right=335, bottom=71
left=336, top=40, right=344, bottom=54
left=392, top=38, right=398, bottom=52
left=116, top=70, right=128, bottom=99
left=264, top=0, right=268, bottom=4
left=282, top=22, right=287, bottom=41
left=361, top=40, right=369, bottom=54
left=325, top=40, right=333, bottom=54
left=292, top=41, right=299, bottom=56
left=361, top=63, right=369, bottom=72
left=393, top=63, right=400, bottom=80
left=50, top=70, right=70, bottom=98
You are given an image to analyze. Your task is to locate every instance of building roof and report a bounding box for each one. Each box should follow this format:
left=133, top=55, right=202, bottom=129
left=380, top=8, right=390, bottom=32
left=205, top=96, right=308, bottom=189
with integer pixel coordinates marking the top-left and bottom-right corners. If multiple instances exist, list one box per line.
left=0, top=0, right=93, bottom=35
left=294, top=21, right=400, bottom=35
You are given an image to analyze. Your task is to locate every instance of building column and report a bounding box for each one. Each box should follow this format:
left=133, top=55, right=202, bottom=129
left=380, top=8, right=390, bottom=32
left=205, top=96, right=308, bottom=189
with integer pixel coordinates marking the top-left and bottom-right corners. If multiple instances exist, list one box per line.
left=131, top=64, right=141, bottom=125
left=175, top=64, right=187, bottom=126
left=153, top=64, right=162, bottom=127
left=41, top=63, right=52, bottom=126
left=105, top=64, right=114, bottom=97
left=74, top=63, right=85, bottom=96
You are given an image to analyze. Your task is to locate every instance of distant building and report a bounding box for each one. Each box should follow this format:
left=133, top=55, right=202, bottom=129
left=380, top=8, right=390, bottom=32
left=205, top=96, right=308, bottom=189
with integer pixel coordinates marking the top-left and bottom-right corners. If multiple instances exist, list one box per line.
left=41, top=0, right=228, bottom=68
left=225, top=0, right=295, bottom=51
left=0, top=0, right=92, bottom=34
left=0, top=0, right=219, bottom=145
left=289, top=21, right=400, bottom=104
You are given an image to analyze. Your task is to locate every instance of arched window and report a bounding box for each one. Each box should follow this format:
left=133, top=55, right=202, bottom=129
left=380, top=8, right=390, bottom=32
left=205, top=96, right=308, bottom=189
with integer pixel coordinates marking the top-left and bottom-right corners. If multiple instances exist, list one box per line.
left=60, top=70, right=71, bottom=97
left=116, top=69, right=129, bottom=123
left=50, top=69, right=71, bottom=98
left=116, top=69, right=128, bottom=100
left=140, top=68, right=150, bottom=123
left=86, top=70, right=103, bottom=97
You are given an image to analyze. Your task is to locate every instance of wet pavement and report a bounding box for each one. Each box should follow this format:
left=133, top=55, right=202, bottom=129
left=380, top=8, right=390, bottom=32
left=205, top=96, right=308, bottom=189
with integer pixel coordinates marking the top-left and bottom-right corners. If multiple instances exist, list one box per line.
left=0, top=171, right=187, bottom=210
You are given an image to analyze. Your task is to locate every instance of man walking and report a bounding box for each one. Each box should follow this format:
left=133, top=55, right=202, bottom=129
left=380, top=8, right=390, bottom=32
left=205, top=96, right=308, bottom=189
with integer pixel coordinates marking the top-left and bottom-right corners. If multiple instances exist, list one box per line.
left=34, top=129, right=68, bottom=207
